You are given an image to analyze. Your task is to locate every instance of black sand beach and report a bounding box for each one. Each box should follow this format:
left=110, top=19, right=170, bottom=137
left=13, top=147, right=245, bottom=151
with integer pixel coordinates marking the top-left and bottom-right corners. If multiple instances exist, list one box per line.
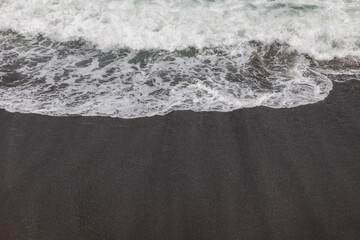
left=0, top=81, right=360, bottom=240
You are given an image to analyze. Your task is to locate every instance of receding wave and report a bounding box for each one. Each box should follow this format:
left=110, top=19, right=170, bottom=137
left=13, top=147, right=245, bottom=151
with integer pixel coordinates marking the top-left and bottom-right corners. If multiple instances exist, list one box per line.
left=0, top=0, right=359, bottom=118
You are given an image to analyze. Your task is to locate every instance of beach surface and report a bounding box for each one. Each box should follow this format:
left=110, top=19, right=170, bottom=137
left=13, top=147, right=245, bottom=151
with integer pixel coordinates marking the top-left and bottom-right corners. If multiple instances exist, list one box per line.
left=0, top=81, right=360, bottom=240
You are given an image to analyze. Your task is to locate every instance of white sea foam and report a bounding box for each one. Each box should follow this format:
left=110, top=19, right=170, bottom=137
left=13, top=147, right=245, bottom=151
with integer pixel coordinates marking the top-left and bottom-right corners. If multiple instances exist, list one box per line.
left=1, top=0, right=360, bottom=58
left=0, top=0, right=359, bottom=118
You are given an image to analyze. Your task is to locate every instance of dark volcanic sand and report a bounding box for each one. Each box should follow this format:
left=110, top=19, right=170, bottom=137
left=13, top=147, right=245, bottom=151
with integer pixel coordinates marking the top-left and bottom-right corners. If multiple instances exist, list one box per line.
left=0, top=81, right=360, bottom=240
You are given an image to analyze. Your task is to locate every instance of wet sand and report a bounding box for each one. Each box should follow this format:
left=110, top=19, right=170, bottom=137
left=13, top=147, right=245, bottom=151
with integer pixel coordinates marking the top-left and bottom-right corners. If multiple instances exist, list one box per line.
left=0, top=81, right=360, bottom=240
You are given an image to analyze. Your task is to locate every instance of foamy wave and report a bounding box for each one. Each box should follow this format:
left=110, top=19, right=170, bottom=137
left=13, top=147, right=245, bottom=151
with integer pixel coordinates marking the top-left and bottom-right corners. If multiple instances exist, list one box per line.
left=0, top=0, right=359, bottom=58
left=0, top=0, right=359, bottom=118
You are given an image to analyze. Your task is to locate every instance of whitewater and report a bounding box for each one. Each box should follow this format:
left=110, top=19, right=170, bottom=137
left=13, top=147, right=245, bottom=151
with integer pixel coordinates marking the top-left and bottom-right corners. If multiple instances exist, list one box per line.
left=0, top=0, right=359, bottom=118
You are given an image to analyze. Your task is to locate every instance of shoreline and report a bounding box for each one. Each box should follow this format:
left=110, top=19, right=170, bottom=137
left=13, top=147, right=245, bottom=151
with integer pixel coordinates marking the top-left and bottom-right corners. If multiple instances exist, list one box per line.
left=0, top=81, right=360, bottom=240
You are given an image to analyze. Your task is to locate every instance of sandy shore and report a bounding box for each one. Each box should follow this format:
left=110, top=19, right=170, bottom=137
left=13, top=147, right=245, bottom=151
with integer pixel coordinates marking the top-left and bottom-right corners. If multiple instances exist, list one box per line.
left=0, top=81, right=360, bottom=240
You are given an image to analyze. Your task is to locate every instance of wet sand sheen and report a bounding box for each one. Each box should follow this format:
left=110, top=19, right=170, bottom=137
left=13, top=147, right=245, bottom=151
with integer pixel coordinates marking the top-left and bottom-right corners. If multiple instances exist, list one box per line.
left=0, top=81, right=360, bottom=240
